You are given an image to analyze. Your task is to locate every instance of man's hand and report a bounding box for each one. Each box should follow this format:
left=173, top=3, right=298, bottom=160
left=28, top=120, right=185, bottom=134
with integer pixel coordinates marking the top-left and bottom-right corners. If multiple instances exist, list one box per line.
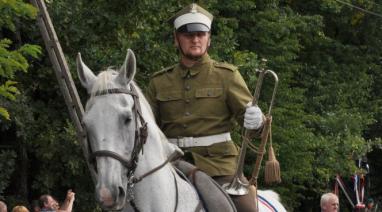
left=244, top=104, right=264, bottom=130
left=66, top=189, right=75, bottom=202
left=59, top=189, right=75, bottom=212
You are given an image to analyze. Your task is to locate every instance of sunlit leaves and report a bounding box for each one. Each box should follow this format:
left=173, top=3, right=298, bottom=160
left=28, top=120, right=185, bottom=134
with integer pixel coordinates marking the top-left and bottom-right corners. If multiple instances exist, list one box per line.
left=0, top=0, right=37, bottom=31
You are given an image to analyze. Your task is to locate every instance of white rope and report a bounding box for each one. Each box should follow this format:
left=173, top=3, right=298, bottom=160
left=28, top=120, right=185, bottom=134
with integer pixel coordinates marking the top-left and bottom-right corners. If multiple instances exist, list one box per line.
left=354, top=174, right=361, bottom=205
left=335, top=0, right=382, bottom=18
left=336, top=175, right=355, bottom=208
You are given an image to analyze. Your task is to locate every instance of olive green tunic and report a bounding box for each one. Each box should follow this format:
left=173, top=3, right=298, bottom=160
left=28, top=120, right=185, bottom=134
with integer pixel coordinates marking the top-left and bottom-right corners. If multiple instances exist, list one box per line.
left=146, top=54, right=252, bottom=176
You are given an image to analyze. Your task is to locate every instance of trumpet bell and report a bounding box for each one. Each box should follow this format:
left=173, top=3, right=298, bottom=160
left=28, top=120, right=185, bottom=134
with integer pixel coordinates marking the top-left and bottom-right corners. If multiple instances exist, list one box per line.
left=222, top=177, right=249, bottom=196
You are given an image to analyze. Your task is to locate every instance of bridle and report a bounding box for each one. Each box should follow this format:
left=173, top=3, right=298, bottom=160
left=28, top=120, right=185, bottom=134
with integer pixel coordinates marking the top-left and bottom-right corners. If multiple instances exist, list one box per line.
left=89, top=86, right=148, bottom=185
left=86, top=84, right=182, bottom=211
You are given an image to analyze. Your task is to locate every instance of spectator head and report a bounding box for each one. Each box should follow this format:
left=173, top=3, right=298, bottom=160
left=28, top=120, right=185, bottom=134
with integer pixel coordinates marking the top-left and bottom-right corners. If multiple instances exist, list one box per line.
left=11, top=206, right=29, bottom=212
left=320, top=192, right=339, bottom=212
left=0, top=201, right=7, bottom=212
left=39, top=195, right=58, bottom=210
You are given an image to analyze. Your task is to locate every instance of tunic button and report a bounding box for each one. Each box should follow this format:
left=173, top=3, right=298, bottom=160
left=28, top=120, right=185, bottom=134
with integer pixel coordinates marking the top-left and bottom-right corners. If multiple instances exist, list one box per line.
left=185, top=112, right=190, bottom=116
left=183, top=124, right=187, bottom=128
left=185, top=99, right=190, bottom=103
left=207, top=91, right=212, bottom=96
left=185, top=85, right=191, bottom=90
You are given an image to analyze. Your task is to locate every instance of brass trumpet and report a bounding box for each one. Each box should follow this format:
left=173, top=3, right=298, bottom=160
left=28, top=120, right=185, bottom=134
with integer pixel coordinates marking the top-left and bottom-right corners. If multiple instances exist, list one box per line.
left=222, top=59, right=279, bottom=195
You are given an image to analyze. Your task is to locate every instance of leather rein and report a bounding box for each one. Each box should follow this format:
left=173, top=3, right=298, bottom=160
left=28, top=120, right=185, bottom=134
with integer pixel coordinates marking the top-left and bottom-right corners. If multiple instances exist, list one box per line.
left=87, top=85, right=181, bottom=211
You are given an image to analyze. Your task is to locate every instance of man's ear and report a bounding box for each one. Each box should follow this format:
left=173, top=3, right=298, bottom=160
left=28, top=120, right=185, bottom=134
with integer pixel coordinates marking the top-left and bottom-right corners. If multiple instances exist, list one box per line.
left=209, top=31, right=212, bottom=46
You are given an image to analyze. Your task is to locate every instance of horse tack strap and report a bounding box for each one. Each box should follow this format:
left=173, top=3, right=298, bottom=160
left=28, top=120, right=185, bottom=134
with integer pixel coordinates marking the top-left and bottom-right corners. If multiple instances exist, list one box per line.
left=132, top=150, right=183, bottom=183
left=129, top=85, right=148, bottom=144
left=128, top=152, right=183, bottom=212
left=90, top=150, right=134, bottom=169
left=94, top=88, right=137, bottom=97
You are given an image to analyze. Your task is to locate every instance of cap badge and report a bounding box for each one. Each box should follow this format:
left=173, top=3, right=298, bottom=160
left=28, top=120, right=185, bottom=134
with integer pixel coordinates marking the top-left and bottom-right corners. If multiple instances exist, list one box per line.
left=191, top=3, right=197, bottom=13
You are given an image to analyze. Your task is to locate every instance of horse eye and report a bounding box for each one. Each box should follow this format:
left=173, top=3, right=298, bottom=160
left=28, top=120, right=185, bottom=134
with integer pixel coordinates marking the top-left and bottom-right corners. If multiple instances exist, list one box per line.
left=122, top=110, right=132, bottom=125
left=124, top=117, right=131, bottom=124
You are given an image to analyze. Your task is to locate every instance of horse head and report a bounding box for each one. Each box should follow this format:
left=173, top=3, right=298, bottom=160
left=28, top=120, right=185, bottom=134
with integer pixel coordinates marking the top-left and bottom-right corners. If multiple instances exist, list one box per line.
left=76, top=49, right=138, bottom=210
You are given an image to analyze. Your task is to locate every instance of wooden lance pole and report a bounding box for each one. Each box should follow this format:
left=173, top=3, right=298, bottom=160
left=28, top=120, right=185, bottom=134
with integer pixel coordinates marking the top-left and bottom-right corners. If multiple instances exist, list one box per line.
left=30, top=0, right=96, bottom=182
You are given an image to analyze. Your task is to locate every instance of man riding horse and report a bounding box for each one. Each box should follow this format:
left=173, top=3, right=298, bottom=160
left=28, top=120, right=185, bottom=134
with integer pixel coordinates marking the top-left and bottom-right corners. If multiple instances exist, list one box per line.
left=146, top=3, right=265, bottom=211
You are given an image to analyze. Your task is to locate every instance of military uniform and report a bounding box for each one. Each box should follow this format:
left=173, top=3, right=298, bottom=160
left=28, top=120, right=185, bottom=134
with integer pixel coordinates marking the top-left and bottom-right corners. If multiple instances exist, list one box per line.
left=146, top=54, right=252, bottom=176
left=146, top=3, right=260, bottom=212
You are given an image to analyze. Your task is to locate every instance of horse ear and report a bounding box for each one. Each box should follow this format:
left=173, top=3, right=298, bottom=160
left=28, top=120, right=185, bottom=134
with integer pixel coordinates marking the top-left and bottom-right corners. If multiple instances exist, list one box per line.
left=76, top=53, right=96, bottom=94
left=119, top=49, right=136, bottom=85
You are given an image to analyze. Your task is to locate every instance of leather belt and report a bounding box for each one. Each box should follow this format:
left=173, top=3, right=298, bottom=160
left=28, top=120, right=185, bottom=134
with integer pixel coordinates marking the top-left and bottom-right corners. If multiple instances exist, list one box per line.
left=168, top=132, right=231, bottom=148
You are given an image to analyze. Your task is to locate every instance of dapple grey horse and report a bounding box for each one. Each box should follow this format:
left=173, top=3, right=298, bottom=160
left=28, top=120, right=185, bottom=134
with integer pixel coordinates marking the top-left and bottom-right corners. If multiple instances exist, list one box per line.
left=76, top=49, right=287, bottom=212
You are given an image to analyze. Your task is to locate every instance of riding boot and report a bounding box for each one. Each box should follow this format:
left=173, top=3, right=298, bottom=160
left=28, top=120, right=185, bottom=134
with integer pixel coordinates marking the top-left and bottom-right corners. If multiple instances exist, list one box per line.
left=213, top=175, right=258, bottom=212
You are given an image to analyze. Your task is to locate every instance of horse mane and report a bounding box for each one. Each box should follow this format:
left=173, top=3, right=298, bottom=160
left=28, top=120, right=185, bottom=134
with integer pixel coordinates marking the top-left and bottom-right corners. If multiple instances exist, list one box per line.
left=89, top=68, right=118, bottom=97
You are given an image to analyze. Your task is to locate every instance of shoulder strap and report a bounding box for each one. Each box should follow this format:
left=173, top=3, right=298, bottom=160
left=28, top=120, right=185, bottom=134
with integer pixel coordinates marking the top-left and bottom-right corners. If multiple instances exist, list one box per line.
left=213, top=61, right=237, bottom=72
left=152, top=65, right=176, bottom=77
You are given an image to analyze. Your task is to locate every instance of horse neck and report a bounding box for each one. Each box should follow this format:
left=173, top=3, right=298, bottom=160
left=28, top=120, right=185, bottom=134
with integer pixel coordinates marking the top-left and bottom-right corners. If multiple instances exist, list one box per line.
left=129, top=84, right=205, bottom=212
left=132, top=102, right=178, bottom=211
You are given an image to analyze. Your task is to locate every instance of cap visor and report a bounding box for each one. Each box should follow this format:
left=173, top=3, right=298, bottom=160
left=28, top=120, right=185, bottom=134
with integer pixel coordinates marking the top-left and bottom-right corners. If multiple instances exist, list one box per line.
left=177, top=23, right=210, bottom=33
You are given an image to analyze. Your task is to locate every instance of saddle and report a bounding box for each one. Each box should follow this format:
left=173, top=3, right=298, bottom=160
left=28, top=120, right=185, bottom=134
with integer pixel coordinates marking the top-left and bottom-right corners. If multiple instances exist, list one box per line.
left=173, top=160, right=237, bottom=212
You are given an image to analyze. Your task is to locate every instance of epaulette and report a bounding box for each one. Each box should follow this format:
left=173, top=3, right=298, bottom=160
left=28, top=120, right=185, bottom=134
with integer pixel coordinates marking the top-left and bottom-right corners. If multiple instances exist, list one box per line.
left=213, top=61, right=237, bottom=72
left=151, top=65, right=176, bottom=77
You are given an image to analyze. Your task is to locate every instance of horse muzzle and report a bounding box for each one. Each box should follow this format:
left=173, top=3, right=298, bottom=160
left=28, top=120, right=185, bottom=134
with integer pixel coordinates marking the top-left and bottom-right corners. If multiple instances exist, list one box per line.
left=96, top=184, right=127, bottom=210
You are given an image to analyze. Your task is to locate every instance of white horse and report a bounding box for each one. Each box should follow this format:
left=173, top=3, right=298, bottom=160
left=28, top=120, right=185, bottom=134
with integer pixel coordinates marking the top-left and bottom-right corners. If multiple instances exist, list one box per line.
left=76, top=49, right=287, bottom=212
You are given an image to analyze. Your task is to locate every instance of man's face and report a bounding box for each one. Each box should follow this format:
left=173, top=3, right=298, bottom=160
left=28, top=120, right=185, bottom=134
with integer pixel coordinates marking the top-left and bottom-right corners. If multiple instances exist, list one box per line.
left=322, top=197, right=339, bottom=212
left=45, top=196, right=59, bottom=210
left=175, top=31, right=211, bottom=59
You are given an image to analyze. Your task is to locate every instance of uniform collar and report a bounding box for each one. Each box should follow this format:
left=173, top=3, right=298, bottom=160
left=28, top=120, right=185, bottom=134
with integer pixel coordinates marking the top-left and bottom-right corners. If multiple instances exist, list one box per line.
left=178, top=54, right=211, bottom=78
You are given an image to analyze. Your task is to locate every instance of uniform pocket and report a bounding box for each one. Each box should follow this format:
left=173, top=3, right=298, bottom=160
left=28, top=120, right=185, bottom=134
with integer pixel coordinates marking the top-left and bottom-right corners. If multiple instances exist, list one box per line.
left=195, top=88, right=223, bottom=98
left=156, top=91, right=183, bottom=101
left=156, top=91, right=183, bottom=120
left=194, top=88, right=226, bottom=117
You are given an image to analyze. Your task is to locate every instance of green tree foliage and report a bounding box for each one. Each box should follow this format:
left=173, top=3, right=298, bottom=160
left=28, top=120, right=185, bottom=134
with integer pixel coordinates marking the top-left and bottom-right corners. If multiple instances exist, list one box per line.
left=0, top=0, right=41, bottom=120
left=1, top=0, right=381, bottom=211
left=0, top=0, right=41, bottom=203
